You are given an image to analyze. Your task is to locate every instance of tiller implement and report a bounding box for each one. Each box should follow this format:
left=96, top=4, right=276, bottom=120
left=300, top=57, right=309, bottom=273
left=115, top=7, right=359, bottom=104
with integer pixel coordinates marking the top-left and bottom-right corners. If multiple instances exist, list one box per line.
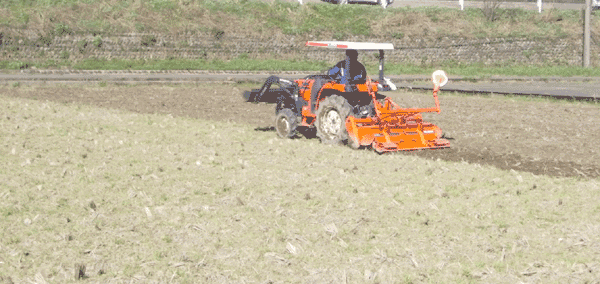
left=347, top=70, right=450, bottom=152
left=242, top=41, right=450, bottom=152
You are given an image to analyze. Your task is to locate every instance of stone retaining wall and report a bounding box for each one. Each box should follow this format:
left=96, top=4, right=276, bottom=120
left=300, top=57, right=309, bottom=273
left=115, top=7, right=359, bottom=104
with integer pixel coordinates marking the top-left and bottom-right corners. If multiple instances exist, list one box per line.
left=0, top=30, right=596, bottom=67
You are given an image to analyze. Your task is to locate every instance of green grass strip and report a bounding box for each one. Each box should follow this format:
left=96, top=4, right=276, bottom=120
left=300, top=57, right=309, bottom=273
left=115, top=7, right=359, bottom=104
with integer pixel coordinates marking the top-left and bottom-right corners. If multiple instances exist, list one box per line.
left=3, top=58, right=600, bottom=78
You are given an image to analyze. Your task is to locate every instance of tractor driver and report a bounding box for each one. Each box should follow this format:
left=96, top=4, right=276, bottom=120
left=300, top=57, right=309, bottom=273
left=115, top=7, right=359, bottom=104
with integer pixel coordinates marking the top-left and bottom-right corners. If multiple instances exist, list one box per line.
left=328, top=49, right=367, bottom=86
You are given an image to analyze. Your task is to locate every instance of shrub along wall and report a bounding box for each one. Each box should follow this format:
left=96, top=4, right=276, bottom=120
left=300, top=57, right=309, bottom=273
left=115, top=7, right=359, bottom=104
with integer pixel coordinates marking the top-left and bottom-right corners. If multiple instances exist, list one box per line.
left=0, top=29, right=595, bottom=67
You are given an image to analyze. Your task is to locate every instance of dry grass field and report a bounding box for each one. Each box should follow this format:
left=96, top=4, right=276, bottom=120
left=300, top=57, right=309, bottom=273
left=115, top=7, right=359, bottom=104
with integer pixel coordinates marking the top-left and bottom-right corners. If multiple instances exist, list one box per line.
left=1, top=84, right=599, bottom=283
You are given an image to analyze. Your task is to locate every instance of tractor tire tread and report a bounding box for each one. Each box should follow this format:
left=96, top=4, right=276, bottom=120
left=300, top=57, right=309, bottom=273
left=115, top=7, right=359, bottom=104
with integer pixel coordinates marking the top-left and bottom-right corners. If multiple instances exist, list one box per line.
left=275, top=108, right=298, bottom=139
left=315, top=95, right=352, bottom=145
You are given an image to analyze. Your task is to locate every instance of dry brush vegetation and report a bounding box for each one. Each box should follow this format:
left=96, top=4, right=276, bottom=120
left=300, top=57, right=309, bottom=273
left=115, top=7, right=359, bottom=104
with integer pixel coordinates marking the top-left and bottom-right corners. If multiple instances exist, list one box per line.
left=0, top=0, right=590, bottom=40
left=0, top=86, right=599, bottom=283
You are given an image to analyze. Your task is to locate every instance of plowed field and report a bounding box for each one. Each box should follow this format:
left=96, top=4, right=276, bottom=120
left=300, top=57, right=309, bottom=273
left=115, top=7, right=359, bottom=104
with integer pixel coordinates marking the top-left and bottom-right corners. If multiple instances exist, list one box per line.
left=2, top=83, right=600, bottom=283
left=4, top=84, right=599, bottom=178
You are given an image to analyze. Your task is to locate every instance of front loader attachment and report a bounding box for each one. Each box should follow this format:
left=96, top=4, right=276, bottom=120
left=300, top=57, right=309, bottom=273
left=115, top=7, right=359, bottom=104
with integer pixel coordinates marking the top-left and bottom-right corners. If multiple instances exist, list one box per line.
left=242, top=76, right=297, bottom=104
left=346, top=70, right=450, bottom=152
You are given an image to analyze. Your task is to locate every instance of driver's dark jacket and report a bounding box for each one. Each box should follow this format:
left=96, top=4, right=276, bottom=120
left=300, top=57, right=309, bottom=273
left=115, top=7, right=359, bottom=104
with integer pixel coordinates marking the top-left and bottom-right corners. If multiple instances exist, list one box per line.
left=328, top=60, right=367, bottom=84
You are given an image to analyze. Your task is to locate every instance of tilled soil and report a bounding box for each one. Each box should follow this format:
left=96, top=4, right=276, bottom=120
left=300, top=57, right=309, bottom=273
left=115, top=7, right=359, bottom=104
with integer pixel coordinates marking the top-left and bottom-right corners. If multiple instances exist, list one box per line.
left=3, top=84, right=599, bottom=178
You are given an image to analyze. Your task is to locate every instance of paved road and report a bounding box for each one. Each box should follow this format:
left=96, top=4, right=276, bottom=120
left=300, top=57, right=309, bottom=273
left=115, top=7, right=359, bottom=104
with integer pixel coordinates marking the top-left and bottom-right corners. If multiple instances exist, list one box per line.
left=289, top=0, right=585, bottom=11
left=1, top=70, right=598, bottom=101
left=401, top=80, right=600, bottom=101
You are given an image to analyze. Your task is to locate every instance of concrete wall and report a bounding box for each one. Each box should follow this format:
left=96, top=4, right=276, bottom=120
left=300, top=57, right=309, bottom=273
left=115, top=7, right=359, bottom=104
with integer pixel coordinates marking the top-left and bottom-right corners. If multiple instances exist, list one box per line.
left=0, top=30, right=595, bottom=67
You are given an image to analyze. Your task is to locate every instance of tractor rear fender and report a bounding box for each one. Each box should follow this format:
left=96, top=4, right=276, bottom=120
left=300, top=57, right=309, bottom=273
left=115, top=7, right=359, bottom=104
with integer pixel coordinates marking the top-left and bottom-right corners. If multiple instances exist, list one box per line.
left=314, top=81, right=382, bottom=108
left=315, top=88, right=339, bottom=104
left=317, top=89, right=380, bottom=118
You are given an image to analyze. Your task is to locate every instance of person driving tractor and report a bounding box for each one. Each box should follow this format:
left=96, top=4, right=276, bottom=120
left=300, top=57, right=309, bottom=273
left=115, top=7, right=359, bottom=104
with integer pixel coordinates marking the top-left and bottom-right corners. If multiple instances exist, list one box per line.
left=328, top=49, right=367, bottom=86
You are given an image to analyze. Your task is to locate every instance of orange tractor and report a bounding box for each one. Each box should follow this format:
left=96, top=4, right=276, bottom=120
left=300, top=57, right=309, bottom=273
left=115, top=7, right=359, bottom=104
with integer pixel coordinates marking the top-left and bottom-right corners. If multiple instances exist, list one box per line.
left=243, top=41, right=450, bottom=152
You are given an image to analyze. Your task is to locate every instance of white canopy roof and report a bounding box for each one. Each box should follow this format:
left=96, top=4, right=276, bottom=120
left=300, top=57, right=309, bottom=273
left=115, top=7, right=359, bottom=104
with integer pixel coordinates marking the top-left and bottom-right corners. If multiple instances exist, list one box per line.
left=306, top=41, right=394, bottom=50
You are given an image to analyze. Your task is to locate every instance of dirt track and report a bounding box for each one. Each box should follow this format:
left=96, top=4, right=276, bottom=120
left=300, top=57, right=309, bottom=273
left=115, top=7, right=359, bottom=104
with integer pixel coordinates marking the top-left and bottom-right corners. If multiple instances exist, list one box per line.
left=2, top=84, right=599, bottom=179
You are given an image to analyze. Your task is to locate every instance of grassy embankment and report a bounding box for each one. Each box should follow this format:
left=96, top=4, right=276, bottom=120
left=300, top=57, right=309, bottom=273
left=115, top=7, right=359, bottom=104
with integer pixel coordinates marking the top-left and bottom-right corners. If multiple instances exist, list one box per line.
left=1, top=84, right=599, bottom=283
left=1, top=0, right=600, bottom=76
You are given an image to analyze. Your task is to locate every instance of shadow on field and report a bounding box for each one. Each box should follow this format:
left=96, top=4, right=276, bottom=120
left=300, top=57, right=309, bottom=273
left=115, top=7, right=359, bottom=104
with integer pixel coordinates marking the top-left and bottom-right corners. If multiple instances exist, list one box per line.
left=254, top=126, right=317, bottom=140
left=254, top=126, right=275, bottom=132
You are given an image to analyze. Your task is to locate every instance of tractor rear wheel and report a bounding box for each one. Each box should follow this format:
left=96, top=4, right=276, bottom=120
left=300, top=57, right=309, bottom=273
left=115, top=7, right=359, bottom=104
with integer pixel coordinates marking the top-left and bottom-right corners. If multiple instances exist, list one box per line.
left=275, top=108, right=298, bottom=139
left=315, top=95, right=352, bottom=145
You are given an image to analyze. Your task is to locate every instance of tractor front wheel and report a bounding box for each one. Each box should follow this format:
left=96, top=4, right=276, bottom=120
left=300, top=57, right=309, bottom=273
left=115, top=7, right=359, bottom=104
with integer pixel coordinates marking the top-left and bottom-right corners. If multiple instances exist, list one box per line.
left=275, top=108, right=298, bottom=139
left=315, top=95, right=352, bottom=145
